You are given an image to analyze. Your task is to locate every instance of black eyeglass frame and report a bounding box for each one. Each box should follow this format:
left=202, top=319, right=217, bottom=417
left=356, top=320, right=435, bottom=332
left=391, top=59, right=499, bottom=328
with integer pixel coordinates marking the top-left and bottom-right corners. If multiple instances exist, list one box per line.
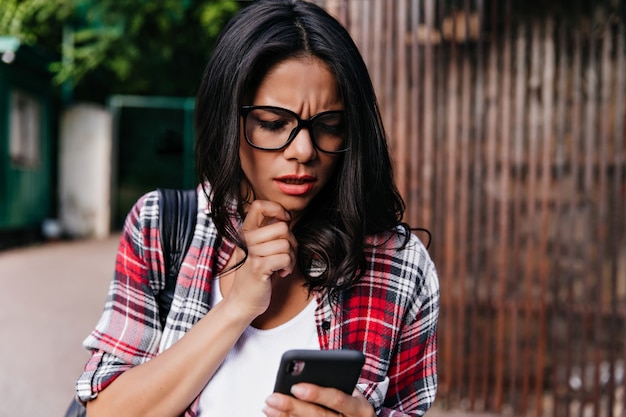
left=240, top=105, right=349, bottom=154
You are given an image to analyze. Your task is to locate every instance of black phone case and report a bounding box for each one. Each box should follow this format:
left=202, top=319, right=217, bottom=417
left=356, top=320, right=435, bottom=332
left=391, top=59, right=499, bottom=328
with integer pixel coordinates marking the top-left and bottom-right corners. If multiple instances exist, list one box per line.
left=273, top=349, right=365, bottom=395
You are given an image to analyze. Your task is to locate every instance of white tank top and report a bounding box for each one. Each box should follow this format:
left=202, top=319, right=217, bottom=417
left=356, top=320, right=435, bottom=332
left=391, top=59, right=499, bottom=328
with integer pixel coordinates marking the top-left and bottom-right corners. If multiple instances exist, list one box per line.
left=198, top=277, right=320, bottom=416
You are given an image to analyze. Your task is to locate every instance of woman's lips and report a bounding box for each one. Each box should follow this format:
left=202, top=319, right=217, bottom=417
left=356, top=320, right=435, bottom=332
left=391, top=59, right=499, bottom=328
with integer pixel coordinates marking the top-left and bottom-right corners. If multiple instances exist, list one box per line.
left=274, top=175, right=317, bottom=196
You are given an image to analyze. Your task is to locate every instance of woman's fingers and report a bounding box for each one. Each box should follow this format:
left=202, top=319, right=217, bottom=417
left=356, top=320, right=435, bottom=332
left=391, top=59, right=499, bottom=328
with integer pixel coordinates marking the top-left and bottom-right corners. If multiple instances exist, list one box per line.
left=245, top=221, right=296, bottom=251
left=240, top=200, right=297, bottom=277
left=246, top=235, right=292, bottom=258
left=263, top=385, right=375, bottom=417
left=241, top=200, right=291, bottom=231
left=221, top=199, right=299, bottom=319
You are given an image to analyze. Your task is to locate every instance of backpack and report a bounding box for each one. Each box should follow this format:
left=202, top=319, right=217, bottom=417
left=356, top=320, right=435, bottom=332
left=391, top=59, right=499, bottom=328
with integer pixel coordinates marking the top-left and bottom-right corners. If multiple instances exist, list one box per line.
left=64, top=188, right=198, bottom=417
left=156, top=188, right=198, bottom=327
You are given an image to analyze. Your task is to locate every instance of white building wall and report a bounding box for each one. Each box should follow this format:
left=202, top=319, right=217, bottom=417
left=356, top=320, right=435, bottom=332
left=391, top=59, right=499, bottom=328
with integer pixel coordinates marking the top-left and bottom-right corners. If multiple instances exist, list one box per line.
left=59, top=104, right=112, bottom=239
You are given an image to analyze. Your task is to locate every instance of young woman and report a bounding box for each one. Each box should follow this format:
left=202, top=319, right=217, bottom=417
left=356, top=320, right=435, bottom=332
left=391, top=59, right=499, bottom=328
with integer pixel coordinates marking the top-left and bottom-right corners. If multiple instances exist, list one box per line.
left=76, top=1, right=439, bottom=416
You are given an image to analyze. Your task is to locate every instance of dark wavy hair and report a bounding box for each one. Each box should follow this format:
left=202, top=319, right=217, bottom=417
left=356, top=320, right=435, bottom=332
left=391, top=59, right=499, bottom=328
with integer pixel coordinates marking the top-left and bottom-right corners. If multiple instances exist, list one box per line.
left=195, top=0, right=409, bottom=297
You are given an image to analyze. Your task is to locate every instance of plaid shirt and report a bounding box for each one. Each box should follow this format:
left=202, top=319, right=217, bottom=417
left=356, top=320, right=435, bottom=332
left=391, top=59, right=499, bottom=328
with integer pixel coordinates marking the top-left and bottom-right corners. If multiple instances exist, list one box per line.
left=77, top=186, right=439, bottom=416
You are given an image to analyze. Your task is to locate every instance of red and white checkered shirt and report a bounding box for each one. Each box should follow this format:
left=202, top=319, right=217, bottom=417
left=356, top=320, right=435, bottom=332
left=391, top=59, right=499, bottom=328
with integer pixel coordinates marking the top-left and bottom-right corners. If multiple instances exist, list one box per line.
left=77, top=186, right=439, bottom=416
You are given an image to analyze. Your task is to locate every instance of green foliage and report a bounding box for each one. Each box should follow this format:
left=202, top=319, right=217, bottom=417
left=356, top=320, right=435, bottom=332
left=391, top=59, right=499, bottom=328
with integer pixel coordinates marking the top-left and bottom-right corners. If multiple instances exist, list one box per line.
left=0, top=0, right=70, bottom=43
left=1, top=0, right=240, bottom=102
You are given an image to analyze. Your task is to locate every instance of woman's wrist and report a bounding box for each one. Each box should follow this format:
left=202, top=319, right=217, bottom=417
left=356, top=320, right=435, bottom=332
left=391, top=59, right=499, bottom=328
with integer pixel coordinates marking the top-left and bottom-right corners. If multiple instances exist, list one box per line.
left=210, top=295, right=258, bottom=328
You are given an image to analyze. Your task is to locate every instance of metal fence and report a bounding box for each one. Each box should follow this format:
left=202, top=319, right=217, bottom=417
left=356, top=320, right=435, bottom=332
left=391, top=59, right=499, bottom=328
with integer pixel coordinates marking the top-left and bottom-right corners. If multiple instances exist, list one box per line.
left=318, top=1, right=626, bottom=416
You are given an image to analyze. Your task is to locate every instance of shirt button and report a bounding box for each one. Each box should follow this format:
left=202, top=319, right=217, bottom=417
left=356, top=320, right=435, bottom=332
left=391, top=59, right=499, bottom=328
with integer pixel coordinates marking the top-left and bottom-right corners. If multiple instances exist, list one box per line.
left=322, top=321, right=331, bottom=331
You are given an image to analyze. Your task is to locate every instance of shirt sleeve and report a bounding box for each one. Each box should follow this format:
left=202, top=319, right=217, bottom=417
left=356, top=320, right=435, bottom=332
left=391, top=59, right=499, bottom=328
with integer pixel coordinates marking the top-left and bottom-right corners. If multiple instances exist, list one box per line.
left=76, top=191, right=165, bottom=402
left=359, top=233, right=438, bottom=417
left=381, top=236, right=439, bottom=416
left=337, top=230, right=439, bottom=416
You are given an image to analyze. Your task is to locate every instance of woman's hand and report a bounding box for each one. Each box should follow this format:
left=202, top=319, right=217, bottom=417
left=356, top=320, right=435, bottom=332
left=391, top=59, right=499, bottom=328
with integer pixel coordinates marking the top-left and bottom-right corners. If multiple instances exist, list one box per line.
left=263, top=384, right=376, bottom=417
left=222, top=200, right=297, bottom=320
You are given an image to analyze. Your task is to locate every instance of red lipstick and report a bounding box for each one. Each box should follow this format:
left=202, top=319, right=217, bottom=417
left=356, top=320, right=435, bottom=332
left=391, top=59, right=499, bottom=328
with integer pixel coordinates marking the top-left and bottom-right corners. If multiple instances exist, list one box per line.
left=274, top=175, right=317, bottom=196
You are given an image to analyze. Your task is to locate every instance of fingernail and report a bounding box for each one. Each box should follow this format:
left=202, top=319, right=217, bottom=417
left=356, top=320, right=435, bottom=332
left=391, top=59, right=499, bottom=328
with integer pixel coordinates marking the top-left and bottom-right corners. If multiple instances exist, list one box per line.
left=290, top=384, right=307, bottom=397
left=265, top=393, right=280, bottom=406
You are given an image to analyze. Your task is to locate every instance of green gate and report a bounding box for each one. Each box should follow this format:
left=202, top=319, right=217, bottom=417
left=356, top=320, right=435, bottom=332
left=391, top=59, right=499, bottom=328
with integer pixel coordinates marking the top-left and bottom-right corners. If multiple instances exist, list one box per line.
left=108, top=95, right=196, bottom=229
left=0, top=37, right=54, bottom=246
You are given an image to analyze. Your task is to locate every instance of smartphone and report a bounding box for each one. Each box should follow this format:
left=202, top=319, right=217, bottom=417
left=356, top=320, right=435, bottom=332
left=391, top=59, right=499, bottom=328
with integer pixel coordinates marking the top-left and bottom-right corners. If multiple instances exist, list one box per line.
left=273, top=349, right=366, bottom=395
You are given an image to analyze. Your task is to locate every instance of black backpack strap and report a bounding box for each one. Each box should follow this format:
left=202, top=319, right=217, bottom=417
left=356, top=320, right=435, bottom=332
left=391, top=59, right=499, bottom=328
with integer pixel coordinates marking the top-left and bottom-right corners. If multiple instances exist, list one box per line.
left=157, top=188, right=198, bottom=327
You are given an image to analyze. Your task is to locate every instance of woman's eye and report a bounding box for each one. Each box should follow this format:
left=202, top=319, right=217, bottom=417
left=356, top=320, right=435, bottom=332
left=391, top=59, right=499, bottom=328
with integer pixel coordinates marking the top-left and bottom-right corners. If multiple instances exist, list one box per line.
left=259, top=119, right=288, bottom=131
left=316, top=121, right=344, bottom=136
left=314, top=113, right=345, bottom=135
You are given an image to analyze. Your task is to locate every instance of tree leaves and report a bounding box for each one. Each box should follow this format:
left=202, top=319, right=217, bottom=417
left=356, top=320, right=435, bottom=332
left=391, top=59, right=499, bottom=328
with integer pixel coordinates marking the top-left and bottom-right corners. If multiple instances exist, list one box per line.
left=2, top=0, right=240, bottom=102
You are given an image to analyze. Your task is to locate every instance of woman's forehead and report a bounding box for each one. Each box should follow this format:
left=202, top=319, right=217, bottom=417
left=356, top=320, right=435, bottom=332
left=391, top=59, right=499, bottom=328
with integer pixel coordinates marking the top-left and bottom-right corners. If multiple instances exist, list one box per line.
left=252, top=57, right=341, bottom=106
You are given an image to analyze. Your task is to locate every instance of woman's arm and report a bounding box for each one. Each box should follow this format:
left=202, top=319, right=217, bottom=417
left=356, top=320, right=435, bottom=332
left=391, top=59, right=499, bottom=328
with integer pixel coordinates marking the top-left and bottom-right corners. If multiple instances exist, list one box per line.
left=86, top=296, right=255, bottom=417
left=82, top=196, right=296, bottom=417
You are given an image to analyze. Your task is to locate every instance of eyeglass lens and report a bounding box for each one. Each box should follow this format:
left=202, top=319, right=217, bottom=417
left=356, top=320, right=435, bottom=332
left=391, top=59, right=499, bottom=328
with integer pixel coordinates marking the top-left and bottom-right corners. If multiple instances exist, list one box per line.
left=244, top=107, right=346, bottom=152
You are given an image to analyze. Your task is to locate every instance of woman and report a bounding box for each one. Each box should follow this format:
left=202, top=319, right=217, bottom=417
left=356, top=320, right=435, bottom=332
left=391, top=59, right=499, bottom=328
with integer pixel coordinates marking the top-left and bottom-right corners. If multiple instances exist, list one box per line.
left=76, top=0, right=439, bottom=416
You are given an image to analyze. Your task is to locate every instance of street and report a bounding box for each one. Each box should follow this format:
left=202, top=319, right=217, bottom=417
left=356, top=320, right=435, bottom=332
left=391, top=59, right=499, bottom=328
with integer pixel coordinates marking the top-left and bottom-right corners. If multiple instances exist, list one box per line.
left=0, top=235, right=119, bottom=417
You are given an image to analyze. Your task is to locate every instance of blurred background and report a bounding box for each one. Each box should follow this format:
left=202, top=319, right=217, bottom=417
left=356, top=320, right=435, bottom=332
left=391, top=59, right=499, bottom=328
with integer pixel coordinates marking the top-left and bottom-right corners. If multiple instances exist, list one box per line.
left=0, top=0, right=625, bottom=416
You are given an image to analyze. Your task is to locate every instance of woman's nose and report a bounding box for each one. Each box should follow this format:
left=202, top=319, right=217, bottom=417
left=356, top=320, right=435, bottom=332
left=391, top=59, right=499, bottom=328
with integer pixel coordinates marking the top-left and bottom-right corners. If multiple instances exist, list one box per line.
left=283, top=127, right=317, bottom=162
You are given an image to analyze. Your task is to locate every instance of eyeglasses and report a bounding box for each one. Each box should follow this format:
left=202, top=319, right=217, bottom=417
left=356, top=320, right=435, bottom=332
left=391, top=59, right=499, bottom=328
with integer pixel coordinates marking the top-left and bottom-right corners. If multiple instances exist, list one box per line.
left=240, top=105, right=348, bottom=153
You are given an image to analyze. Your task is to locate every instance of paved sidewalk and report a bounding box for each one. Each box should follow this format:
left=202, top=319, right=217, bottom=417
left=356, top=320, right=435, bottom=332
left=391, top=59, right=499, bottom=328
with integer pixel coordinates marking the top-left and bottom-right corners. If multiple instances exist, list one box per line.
left=0, top=235, right=119, bottom=417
